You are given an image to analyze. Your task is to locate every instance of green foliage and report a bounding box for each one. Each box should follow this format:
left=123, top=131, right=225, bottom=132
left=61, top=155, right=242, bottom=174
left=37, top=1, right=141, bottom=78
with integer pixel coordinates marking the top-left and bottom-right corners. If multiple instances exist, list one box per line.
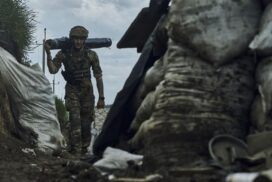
left=54, top=97, right=68, bottom=129
left=0, top=0, right=36, bottom=61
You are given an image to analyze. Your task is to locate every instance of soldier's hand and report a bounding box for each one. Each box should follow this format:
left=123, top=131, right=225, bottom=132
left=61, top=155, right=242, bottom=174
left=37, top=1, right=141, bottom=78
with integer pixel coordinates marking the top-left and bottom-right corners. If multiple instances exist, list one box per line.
left=44, top=41, right=51, bottom=55
left=96, top=98, right=105, bottom=109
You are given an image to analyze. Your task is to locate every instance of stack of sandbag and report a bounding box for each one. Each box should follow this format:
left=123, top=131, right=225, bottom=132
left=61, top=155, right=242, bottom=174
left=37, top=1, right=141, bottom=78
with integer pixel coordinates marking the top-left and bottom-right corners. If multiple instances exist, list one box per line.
left=129, top=0, right=261, bottom=167
left=249, top=3, right=272, bottom=132
left=130, top=58, right=165, bottom=117
left=129, top=58, right=165, bottom=134
left=131, top=41, right=256, bottom=166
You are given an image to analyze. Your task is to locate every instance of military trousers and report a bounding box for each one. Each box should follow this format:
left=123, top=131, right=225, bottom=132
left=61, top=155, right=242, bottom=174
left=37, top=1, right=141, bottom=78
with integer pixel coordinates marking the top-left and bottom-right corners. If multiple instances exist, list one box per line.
left=65, top=81, right=95, bottom=155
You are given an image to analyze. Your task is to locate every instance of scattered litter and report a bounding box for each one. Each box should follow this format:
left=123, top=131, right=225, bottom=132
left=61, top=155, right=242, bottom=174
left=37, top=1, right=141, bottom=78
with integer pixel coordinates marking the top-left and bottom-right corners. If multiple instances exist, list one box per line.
left=93, top=147, right=143, bottom=173
left=22, top=148, right=36, bottom=156
left=108, top=174, right=163, bottom=182
left=70, top=175, right=77, bottom=180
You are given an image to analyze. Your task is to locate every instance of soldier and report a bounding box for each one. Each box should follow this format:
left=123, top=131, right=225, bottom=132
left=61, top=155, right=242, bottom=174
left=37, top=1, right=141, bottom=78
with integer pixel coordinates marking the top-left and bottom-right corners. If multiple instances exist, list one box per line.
left=44, top=25, right=105, bottom=156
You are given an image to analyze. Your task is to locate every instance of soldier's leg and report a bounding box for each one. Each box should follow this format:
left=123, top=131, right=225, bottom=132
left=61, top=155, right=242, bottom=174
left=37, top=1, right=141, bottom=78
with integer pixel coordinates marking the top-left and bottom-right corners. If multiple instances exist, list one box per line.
left=65, top=89, right=81, bottom=155
left=81, top=109, right=94, bottom=154
left=80, top=94, right=95, bottom=155
left=69, top=107, right=81, bottom=154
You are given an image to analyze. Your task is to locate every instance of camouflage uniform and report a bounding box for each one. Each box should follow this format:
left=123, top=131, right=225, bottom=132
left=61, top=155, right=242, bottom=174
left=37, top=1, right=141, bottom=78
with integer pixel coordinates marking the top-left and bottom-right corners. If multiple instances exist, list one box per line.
left=52, top=48, right=102, bottom=154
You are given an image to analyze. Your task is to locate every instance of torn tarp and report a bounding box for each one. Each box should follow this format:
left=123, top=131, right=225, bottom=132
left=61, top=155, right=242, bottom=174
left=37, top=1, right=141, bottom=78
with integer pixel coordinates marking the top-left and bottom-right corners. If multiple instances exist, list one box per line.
left=93, top=15, right=168, bottom=155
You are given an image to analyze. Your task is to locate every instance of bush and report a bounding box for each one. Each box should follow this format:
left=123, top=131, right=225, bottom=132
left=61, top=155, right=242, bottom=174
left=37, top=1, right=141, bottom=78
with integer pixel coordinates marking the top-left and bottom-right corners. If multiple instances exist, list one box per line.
left=0, top=0, right=36, bottom=62
left=54, top=97, right=68, bottom=133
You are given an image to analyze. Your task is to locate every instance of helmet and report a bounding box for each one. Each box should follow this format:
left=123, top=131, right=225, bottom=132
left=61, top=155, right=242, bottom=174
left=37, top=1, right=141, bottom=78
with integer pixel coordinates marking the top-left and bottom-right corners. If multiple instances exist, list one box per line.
left=69, top=26, right=88, bottom=39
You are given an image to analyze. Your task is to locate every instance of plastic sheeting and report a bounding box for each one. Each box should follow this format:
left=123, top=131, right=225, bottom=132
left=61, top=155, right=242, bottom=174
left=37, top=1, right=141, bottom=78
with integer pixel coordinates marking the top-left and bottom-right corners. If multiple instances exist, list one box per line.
left=93, top=147, right=143, bottom=173
left=0, top=47, right=64, bottom=154
left=226, top=169, right=272, bottom=182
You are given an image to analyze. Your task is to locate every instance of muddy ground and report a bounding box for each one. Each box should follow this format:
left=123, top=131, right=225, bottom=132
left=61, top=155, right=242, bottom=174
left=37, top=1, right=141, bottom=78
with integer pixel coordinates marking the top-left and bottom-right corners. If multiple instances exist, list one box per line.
left=0, top=132, right=225, bottom=182
left=0, top=108, right=153, bottom=182
left=0, top=106, right=225, bottom=182
left=0, top=132, right=170, bottom=182
left=0, top=108, right=112, bottom=182
left=0, top=133, right=110, bottom=182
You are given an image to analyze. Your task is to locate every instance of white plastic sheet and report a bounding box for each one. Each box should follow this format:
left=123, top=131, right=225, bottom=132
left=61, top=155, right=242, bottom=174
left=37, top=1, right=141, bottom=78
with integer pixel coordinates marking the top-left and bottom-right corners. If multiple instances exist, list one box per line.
left=93, top=147, right=143, bottom=173
left=0, top=47, right=64, bottom=153
left=226, top=169, right=272, bottom=182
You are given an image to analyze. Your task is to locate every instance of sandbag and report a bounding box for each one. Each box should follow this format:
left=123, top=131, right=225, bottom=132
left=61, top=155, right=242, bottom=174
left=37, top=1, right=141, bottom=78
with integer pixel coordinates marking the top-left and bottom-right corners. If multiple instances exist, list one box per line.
left=250, top=57, right=272, bottom=132
left=255, top=57, right=272, bottom=113
left=249, top=4, right=272, bottom=57
left=0, top=47, right=64, bottom=153
left=250, top=95, right=267, bottom=132
left=132, top=40, right=255, bottom=167
left=129, top=58, right=164, bottom=133
left=130, top=81, right=147, bottom=116
left=130, top=90, right=156, bottom=133
left=168, top=0, right=261, bottom=65
left=129, top=117, right=162, bottom=150
left=143, top=58, right=164, bottom=93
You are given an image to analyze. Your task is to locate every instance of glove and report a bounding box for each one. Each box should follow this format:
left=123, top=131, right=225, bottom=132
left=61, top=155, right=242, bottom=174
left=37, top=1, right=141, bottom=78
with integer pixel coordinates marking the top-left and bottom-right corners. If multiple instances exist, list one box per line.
left=96, top=97, right=105, bottom=109
left=44, top=41, right=51, bottom=55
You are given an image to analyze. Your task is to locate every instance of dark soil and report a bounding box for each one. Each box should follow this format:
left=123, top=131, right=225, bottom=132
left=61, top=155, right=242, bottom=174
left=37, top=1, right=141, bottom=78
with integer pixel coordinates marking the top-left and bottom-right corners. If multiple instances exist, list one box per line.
left=0, top=132, right=225, bottom=182
left=0, top=133, right=108, bottom=182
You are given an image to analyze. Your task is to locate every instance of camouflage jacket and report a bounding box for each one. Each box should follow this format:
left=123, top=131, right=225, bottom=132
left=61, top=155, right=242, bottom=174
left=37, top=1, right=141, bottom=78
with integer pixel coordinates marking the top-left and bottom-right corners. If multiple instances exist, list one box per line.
left=50, top=48, right=102, bottom=84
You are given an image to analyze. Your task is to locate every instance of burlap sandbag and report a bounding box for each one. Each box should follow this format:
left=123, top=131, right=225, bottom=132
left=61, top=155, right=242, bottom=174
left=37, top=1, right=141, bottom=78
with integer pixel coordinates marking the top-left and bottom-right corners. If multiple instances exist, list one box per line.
left=129, top=91, right=156, bottom=134
left=249, top=4, right=272, bottom=57
left=250, top=57, right=272, bottom=132
left=130, top=81, right=147, bottom=117
left=144, top=58, right=164, bottom=93
left=168, top=0, right=261, bottom=65
left=131, top=40, right=255, bottom=167
left=255, top=57, right=272, bottom=113
left=129, top=58, right=164, bottom=133
left=250, top=95, right=267, bottom=132
left=131, top=58, right=164, bottom=117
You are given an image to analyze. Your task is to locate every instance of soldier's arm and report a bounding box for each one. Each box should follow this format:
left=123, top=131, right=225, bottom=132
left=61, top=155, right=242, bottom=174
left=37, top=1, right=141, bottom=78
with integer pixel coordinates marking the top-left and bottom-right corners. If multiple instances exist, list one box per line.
left=92, top=52, right=104, bottom=97
left=91, top=51, right=105, bottom=105
left=47, top=51, right=64, bottom=74
left=96, top=77, right=104, bottom=100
